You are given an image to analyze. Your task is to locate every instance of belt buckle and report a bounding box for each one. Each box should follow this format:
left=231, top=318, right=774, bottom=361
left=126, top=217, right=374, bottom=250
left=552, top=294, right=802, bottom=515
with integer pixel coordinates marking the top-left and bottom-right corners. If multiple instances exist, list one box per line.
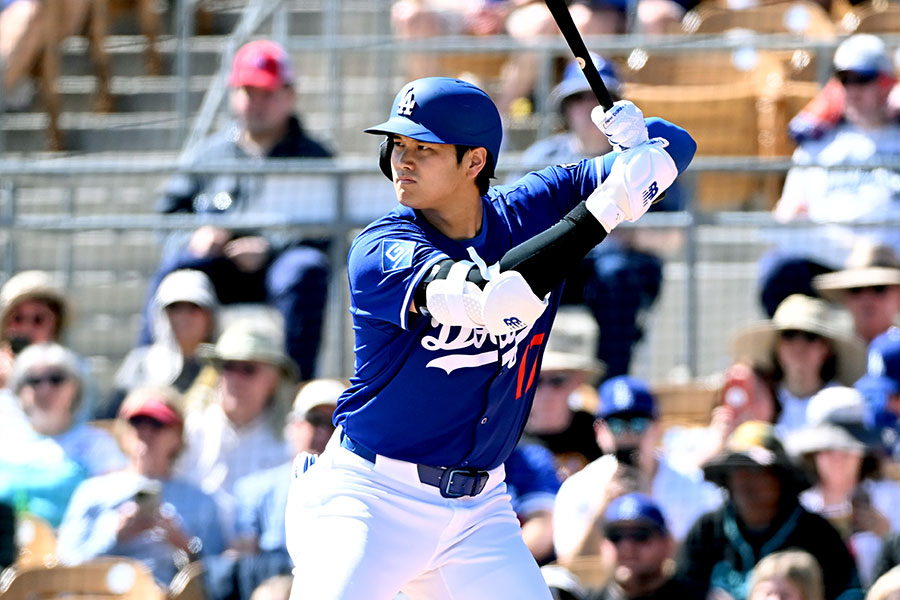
left=439, top=468, right=488, bottom=499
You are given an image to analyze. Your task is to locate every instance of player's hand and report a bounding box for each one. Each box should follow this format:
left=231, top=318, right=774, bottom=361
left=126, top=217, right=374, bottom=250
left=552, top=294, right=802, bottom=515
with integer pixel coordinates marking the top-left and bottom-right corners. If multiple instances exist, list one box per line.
left=586, top=138, right=677, bottom=232
left=592, top=100, right=649, bottom=152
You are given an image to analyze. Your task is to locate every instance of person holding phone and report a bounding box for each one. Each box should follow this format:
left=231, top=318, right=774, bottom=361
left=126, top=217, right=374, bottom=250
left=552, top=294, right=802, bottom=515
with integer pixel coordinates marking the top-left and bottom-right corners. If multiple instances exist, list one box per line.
left=57, top=386, right=226, bottom=586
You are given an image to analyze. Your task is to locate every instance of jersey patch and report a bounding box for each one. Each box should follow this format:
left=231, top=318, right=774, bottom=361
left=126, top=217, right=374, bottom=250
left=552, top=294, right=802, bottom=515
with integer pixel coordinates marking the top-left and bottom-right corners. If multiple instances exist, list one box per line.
left=382, top=240, right=415, bottom=273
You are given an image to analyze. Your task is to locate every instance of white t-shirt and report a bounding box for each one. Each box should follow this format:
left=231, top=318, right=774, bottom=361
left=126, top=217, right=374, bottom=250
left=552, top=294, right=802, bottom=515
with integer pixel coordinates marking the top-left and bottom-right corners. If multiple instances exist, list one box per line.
left=772, top=122, right=900, bottom=267
left=552, top=453, right=724, bottom=558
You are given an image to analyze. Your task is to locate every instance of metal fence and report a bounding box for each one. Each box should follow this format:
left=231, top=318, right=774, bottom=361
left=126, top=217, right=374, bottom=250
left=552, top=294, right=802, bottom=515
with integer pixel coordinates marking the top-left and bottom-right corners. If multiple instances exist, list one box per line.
left=1, top=0, right=899, bottom=394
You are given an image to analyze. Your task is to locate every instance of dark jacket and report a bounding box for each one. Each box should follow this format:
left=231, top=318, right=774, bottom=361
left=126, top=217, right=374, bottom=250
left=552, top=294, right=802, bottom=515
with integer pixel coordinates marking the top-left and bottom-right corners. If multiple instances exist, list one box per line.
left=157, top=115, right=332, bottom=215
left=675, top=500, right=861, bottom=600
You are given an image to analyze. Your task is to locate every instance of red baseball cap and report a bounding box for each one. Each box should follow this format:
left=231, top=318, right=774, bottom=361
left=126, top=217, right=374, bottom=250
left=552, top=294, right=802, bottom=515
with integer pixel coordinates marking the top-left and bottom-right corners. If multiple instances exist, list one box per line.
left=118, top=389, right=184, bottom=430
left=229, top=40, right=295, bottom=91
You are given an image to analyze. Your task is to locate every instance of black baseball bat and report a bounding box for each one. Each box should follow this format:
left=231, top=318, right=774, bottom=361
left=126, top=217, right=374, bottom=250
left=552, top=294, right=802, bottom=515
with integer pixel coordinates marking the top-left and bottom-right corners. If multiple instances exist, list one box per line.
left=543, top=0, right=614, bottom=111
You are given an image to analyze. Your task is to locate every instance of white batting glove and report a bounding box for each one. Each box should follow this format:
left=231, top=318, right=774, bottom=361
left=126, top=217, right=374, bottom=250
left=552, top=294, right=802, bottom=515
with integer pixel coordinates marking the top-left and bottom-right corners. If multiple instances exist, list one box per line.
left=586, top=138, right=678, bottom=233
left=592, top=100, right=649, bottom=152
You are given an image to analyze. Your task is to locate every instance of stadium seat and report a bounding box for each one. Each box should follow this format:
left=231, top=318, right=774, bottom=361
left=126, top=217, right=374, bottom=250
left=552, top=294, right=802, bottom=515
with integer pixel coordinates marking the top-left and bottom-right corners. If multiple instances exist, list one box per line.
left=681, top=0, right=837, bottom=36
left=652, top=381, right=720, bottom=429
left=839, top=0, right=900, bottom=33
left=13, top=513, right=57, bottom=569
left=167, top=561, right=206, bottom=600
left=0, top=557, right=165, bottom=599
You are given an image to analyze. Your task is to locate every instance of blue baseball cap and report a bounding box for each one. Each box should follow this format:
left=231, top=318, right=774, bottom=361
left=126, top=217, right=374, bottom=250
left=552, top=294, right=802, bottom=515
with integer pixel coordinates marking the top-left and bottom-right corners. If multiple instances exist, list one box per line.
left=603, top=492, right=668, bottom=534
left=856, top=328, right=900, bottom=399
left=596, top=376, right=657, bottom=420
left=549, top=53, right=622, bottom=112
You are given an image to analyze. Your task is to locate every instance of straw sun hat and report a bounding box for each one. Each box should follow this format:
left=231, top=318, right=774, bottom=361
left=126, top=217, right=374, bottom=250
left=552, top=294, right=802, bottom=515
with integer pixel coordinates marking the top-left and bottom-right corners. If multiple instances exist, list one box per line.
left=731, top=294, right=866, bottom=385
left=813, top=242, right=900, bottom=303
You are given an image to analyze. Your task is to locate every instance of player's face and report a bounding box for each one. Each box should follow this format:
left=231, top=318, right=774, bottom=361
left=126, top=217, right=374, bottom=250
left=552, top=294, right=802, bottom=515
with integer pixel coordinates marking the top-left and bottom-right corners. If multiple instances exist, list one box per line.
left=390, top=135, right=474, bottom=210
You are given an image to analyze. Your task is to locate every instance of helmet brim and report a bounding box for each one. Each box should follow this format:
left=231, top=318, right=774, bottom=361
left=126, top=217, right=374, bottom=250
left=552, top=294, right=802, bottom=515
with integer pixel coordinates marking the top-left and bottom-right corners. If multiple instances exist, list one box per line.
left=364, top=116, right=451, bottom=145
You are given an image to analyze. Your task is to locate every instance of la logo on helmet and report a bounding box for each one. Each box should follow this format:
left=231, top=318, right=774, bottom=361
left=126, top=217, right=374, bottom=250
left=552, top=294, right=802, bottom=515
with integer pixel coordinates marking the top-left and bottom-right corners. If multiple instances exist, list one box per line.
left=397, top=88, right=416, bottom=116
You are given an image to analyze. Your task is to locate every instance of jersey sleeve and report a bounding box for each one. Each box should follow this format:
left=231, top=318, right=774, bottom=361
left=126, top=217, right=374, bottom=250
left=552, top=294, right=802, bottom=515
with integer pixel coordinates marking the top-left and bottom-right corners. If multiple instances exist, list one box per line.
left=348, top=223, right=448, bottom=330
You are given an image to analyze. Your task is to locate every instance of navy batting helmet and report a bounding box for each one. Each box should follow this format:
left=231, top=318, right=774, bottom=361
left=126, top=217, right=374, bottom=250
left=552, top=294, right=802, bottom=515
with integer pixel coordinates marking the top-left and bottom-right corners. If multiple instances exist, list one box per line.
left=365, top=77, right=503, bottom=181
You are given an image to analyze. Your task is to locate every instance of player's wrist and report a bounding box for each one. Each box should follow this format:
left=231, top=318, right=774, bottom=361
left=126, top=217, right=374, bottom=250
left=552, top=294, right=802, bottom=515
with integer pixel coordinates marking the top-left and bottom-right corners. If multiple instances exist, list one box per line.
left=586, top=189, right=625, bottom=233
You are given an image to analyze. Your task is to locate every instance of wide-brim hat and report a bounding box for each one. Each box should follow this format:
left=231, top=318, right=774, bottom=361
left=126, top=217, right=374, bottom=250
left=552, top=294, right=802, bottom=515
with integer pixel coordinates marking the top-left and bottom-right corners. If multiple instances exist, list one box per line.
left=731, top=294, right=866, bottom=385
left=786, top=387, right=881, bottom=456
left=541, top=307, right=606, bottom=381
left=198, top=319, right=299, bottom=381
left=0, top=270, right=71, bottom=341
left=703, top=421, right=811, bottom=491
left=813, top=241, right=900, bottom=302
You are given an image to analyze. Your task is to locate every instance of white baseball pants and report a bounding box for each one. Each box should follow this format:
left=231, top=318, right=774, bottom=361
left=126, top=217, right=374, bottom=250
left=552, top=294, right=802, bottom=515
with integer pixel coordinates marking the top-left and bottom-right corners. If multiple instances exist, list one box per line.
left=285, top=434, right=552, bottom=600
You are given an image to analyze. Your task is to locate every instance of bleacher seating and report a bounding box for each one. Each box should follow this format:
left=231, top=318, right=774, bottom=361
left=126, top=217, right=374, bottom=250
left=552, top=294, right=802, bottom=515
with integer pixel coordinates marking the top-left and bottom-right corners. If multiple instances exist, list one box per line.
left=0, top=557, right=165, bottom=599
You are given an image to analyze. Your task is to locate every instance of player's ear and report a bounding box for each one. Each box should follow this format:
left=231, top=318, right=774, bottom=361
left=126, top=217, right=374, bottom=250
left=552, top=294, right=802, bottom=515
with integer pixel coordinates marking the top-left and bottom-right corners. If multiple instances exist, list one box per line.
left=467, top=147, right=488, bottom=178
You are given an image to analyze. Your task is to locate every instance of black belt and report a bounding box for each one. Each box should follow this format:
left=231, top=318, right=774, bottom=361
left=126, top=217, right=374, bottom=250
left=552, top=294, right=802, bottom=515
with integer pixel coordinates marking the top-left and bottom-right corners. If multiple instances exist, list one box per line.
left=340, top=433, right=490, bottom=499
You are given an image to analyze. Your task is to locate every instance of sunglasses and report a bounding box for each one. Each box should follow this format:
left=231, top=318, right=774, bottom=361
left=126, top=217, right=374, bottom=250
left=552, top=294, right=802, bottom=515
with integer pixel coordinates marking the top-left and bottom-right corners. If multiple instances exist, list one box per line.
left=22, top=371, right=69, bottom=388
left=846, top=285, right=889, bottom=296
left=303, top=411, right=336, bottom=430
left=128, top=415, right=167, bottom=430
left=604, top=416, right=651, bottom=436
left=10, top=311, right=54, bottom=327
left=606, top=527, right=657, bottom=544
left=779, top=329, right=822, bottom=343
left=221, top=361, right=260, bottom=377
left=835, top=70, right=879, bottom=86
left=538, top=374, right=571, bottom=389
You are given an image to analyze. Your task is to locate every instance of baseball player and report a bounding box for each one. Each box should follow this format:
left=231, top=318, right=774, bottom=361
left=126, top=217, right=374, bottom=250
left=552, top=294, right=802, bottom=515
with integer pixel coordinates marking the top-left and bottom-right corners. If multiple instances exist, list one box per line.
left=285, top=77, right=696, bottom=599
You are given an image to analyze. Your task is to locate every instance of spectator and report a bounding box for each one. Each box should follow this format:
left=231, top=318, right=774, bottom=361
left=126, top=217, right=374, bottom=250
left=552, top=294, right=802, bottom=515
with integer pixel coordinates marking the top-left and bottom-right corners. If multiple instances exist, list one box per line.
left=144, top=39, right=332, bottom=381
left=855, top=328, right=900, bottom=462
left=499, top=2, right=627, bottom=117
left=57, top=386, right=226, bottom=586
left=748, top=550, right=825, bottom=600
left=731, top=294, right=867, bottom=438
left=761, top=34, right=900, bottom=317
left=663, top=360, right=781, bottom=470
left=175, top=320, right=297, bottom=524
left=0, top=342, right=125, bottom=526
left=588, top=492, right=703, bottom=600
left=511, top=55, right=671, bottom=379
left=813, top=242, right=900, bottom=346
left=787, top=386, right=900, bottom=586
left=0, top=0, right=90, bottom=108
left=676, top=421, right=861, bottom=600
left=206, top=378, right=345, bottom=600
left=868, top=566, right=900, bottom=600
left=505, top=442, right=562, bottom=565
left=108, top=269, right=219, bottom=418
left=553, top=376, right=723, bottom=562
left=390, top=0, right=512, bottom=81
left=521, top=307, right=605, bottom=479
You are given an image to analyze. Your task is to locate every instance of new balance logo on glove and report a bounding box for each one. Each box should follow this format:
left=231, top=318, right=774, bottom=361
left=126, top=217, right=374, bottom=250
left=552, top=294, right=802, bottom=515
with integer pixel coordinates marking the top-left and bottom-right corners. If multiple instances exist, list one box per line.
left=503, top=316, right=524, bottom=329
left=642, top=181, right=659, bottom=206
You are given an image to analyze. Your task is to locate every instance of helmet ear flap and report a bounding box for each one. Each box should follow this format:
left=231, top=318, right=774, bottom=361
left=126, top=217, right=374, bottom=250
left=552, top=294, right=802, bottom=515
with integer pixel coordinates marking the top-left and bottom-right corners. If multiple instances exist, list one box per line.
left=378, top=138, right=393, bottom=180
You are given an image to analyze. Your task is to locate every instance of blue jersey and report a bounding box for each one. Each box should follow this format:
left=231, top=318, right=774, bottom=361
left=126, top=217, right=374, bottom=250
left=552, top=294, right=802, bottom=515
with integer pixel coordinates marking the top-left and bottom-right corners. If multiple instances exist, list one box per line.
left=505, top=444, right=562, bottom=518
left=336, top=118, right=694, bottom=470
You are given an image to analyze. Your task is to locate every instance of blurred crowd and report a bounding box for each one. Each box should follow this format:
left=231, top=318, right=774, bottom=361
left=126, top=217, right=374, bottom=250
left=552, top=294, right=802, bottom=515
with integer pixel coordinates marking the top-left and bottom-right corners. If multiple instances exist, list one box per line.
left=3, top=0, right=900, bottom=598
